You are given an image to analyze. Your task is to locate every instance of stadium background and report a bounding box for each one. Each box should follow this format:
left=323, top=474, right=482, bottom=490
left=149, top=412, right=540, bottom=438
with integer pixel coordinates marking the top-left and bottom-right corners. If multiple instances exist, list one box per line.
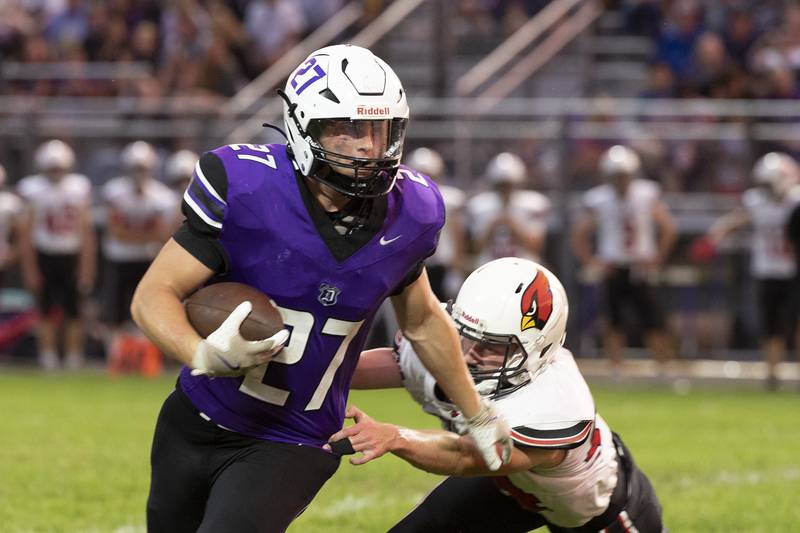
left=0, top=0, right=798, bottom=531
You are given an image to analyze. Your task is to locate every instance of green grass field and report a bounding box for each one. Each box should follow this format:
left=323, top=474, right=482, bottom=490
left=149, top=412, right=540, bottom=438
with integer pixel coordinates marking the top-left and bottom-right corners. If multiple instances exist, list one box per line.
left=1, top=369, right=798, bottom=533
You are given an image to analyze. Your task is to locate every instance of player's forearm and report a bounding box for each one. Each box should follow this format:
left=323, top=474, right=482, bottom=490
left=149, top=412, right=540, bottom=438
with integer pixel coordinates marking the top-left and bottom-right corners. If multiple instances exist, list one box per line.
left=392, top=427, right=477, bottom=476
left=707, top=211, right=748, bottom=245
left=405, top=306, right=481, bottom=418
left=351, top=348, right=404, bottom=389
left=131, top=283, right=201, bottom=366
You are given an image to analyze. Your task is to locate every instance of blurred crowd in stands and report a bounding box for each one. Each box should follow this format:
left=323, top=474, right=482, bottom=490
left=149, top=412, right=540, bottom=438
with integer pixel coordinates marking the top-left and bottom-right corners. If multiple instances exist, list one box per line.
left=0, top=0, right=347, bottom=100
left=623, top=0, right=800, bottom=100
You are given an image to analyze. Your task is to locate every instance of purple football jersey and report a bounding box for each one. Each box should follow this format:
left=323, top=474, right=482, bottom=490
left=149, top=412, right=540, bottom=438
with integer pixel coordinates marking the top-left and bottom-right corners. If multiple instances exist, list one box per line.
left=179, top=143, right=444, bottom=446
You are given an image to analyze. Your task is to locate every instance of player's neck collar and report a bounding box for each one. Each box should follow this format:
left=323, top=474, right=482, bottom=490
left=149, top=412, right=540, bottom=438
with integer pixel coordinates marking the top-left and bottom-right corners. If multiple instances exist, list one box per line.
left=294, top=172, right=387, bottom=263
left=303, top=175, right=352, bottom=212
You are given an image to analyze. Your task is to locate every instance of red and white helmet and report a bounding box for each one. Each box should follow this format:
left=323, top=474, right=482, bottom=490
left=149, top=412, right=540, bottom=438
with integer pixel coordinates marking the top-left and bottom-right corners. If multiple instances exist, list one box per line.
left=753, top=152, right=799, bottom=197
left=35, top=139, right=75, bottom=172
left=281, top=44, right=409, bottom=198
left=450, top=257, right=568, bottom=398
left=405, top=147, right=444, bottom=181
left=599, top=145, right=641, bottom=177
left=122, top=141, right=158, bottom=172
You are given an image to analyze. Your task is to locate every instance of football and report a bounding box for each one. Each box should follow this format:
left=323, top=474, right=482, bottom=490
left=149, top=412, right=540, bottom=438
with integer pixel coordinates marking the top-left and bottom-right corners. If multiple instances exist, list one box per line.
left=185, top=282, right=284, bottom=341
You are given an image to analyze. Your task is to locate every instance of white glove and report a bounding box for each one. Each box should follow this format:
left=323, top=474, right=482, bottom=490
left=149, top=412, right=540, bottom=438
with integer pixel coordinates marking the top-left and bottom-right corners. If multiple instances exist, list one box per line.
left=465, top=398, right=512, bottom=471
left=191, top=301, right=289, bottom=377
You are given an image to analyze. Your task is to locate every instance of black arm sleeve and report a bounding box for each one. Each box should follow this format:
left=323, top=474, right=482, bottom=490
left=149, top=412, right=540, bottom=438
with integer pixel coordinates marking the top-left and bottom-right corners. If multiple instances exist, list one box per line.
left=390, top=260, right=426, bottom=296
left=173, top=222, right=229, bottom=273
left=174, top=151, right=231, bottom=273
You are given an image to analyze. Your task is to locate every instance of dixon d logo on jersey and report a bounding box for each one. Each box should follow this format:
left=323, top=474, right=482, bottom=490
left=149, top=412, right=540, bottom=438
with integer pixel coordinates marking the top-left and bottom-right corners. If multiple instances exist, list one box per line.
left=318, top=283, right=341, bottom=307
left=520, top=272, right=553, bottom=332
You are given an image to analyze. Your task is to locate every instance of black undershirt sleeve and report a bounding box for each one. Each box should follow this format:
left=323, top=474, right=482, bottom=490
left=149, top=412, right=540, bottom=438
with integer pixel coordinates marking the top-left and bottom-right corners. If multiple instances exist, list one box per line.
left=173, top=222, right=229, bottom=274
left=390, top=260, right=426, bottom=296
left=173, top=151, right=230, bottom=274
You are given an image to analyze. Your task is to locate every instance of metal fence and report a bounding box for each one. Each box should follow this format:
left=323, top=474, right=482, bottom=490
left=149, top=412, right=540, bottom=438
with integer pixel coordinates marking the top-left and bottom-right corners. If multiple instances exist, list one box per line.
left=2, top=95, right=798, bottom=359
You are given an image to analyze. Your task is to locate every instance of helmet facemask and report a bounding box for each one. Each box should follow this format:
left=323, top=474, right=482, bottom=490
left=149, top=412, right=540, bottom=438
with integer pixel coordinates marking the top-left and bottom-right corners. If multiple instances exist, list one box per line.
left=304, top=117, right=407, bottom=198
left=450, top=302, right=531, bottom=399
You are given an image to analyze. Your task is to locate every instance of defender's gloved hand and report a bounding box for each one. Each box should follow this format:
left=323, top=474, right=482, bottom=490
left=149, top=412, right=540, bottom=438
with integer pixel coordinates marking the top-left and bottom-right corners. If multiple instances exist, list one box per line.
left=466, top=398, right=513, bottom=471
left=191, top=301, right=289, bottom=377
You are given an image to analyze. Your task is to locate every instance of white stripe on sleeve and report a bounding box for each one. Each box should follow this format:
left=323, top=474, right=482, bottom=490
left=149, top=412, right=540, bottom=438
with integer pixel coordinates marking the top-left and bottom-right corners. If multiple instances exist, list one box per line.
left=194, top=161, right=227, bottom=205
left=183, top=190, right=222, bottom=229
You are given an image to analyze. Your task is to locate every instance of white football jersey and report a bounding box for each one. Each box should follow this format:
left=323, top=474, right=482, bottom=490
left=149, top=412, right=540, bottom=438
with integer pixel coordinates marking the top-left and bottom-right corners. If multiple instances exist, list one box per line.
left=583, top=179, right=661, bottom=264
left=429, top=184, right=466, bottom=268
left=102, top=176, right=178, bottom=262
left=0, top=191, right=24, bottom=265
left=742, top=186, right=800, bottom=279
left=467, top=190, right=550, bottom=264
left=17, top=173, right=91, bottom=254
left=395, top=338, right=618, bottom=528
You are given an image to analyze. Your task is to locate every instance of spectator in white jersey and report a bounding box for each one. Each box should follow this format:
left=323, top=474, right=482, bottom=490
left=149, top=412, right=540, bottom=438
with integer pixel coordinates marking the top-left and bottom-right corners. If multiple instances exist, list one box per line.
left=339, top=258, right=664, bottom=532
left=0, top=164, right=25, bottom=288
left=17, top=140, right=95, bottom=370
left=571, top=145, right=676, bottom=372
left=468, top=153, right=550, bottom=267
left=405, top=147, right=467, bottom=300
left=101, top=141, right=177, bottom=363
left=694, top=152, right=800, bottom=390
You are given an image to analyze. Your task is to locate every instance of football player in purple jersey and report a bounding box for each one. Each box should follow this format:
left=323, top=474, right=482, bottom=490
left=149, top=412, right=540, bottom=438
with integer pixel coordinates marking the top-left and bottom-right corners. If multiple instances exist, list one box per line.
left=131, top=44, right=512, bottom=533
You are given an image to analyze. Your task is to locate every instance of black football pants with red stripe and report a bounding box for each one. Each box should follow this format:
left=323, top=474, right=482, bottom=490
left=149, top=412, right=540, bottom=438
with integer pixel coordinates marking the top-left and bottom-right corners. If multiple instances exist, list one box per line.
left=389, top=433, right=663, bottom=533
left=146, top=386, right=340, bottom=533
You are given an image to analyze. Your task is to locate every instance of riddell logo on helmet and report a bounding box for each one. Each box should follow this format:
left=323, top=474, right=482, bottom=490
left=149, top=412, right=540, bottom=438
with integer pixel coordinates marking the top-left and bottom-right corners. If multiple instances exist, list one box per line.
left=520, top=272, right=553, bottom=332
left=356, top=106, right=390, bottom=116
left=460, top=312, right=481, bottom=325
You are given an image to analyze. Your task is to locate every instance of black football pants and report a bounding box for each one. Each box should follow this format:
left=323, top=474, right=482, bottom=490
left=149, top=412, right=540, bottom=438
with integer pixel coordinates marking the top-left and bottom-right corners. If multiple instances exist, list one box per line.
left=390, top=433, right=663, bottom=533
left=147, top=386, right=340, bottom=533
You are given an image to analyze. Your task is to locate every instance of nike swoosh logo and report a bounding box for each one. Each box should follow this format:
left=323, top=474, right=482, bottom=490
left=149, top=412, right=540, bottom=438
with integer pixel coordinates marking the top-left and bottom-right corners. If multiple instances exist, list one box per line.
left=379, top=234, right=402, bottom=245
left=214, top=353, right=240, bottom=371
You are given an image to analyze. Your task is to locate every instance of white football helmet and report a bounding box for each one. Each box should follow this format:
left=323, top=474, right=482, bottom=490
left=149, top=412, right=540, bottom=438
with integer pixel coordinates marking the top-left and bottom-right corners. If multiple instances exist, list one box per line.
left=35, top=139, right=75, bottom=172
left=753, top=152, right=799, bottom=198
left=122, top=141, right=158, bottom=171
left=599, top=145, right=641, bottom=177
left=486, top=152, right=526, bottom=185
left=280, top=44, right=409, bottom=198
left=405, top=147, right=444, bottom=181
left=165, top=149, right=198, bottom=184
left=450, top=257, right=568, bottom=398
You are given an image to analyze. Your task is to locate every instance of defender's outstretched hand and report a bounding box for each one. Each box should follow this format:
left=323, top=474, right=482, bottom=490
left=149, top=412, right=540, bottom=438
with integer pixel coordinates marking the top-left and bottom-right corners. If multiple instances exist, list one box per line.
left=191, top=301, right=289, bottom=377
left=326, top=405, right=399, bottom=465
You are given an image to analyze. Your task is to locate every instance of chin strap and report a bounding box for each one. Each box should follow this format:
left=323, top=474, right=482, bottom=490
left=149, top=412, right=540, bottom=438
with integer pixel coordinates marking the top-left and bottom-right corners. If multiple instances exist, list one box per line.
left=261, top=122, right=289, bottom=141
left=277, top=89, right=306, bottom=137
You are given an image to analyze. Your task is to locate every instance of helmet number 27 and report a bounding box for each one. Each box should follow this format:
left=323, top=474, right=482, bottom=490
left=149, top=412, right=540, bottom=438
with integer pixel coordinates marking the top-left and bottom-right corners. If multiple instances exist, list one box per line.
left=290, top=57, right=327, bottom=96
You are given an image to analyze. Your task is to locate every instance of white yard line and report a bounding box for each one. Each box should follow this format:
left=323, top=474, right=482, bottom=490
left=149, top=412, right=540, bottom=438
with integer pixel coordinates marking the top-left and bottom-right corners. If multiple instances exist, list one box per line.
left=676, top=468, right=800, bottom=489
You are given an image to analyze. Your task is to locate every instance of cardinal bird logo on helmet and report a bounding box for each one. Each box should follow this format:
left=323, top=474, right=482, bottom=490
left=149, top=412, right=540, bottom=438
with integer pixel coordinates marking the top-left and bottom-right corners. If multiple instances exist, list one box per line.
left=520, top=271, right=553, bottom=332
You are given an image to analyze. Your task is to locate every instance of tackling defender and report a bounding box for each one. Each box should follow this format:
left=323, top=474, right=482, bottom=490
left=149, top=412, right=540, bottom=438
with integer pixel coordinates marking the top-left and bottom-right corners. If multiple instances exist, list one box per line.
left=131, top=45, right=511, bottom=533
left=339, top=258, right=664, bottom=532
